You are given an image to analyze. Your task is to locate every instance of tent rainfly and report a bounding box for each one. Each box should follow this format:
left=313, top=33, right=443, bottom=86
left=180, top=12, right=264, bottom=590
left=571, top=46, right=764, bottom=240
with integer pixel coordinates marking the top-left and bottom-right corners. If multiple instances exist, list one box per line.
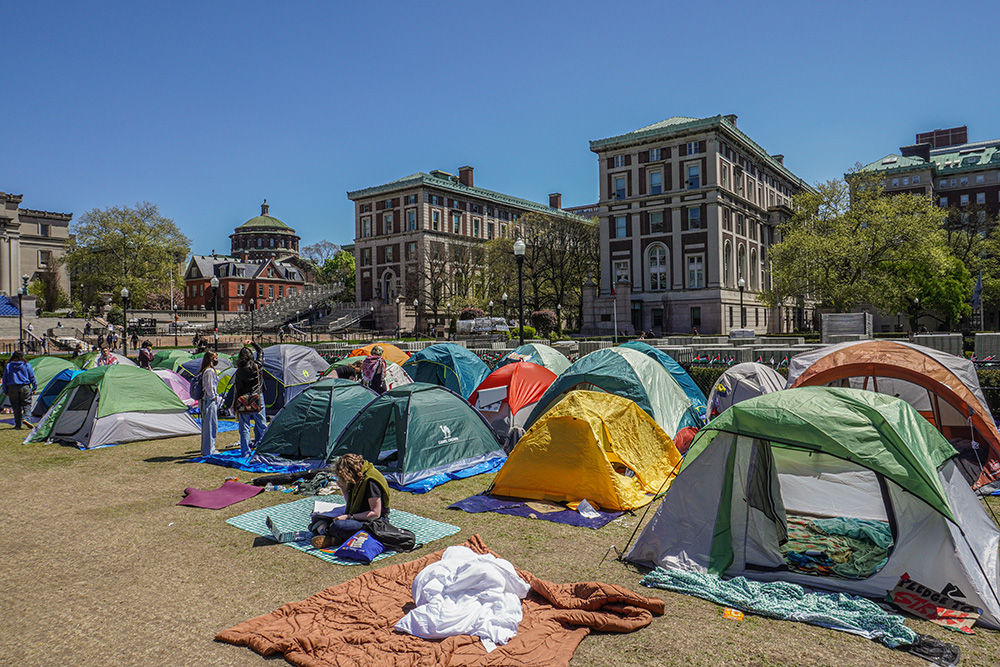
left=707, top=362, right=786, bottom=419
left=260, top=344, right=330, bottom=415
left=469, top=362, right=557, bottom=446
left=401, top=343, right=490, bottom=400
left=497, top=343, right=571, bottom=376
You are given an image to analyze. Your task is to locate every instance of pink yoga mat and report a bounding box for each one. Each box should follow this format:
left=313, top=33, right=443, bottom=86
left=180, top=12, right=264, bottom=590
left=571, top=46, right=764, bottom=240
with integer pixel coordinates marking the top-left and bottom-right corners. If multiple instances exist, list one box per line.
left=178, top=481, right=263, bottom=509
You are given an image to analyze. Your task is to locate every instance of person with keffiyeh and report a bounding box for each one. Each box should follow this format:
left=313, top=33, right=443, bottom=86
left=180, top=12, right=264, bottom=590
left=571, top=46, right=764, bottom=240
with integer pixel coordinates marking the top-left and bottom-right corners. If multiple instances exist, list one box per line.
left=361, top=345, right=387, bottom=395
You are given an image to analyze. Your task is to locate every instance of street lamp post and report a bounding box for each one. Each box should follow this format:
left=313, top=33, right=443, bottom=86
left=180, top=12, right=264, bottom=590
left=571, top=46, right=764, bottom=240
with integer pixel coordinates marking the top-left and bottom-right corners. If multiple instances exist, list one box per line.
left=738, top=278, right=746, bottom=329
left=173, top=304, right=179, bottom=347
left=210, top=276, right=219, bottom=351
left=488, top=300, right=494, bottom=318
left=413, top=298, right=419, bottom=338
left=121, top=287, right=130, bottom=356
left=502, top=292, right=508, bottom=325
left=18, top=274, right=28, bottom=352
left=556, top=303, right=562, bottom=336
left=513, top=239, right=526, bottom=346
left=249, top=297, right=255, bottom=341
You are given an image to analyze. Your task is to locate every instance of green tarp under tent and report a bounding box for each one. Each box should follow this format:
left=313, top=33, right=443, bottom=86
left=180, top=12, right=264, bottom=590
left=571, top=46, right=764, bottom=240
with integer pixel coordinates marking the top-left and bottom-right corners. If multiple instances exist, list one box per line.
left=26, top=364, right=200, bottom=449
left=73, top=351, right=138, bottom=370
left=401, top=343, right=490, bottom=400
left=626, top=386, right=1000, bottom=630
left=497, top=343, right=571, bottom=375
left=1, top=356, right=76, bottom=409
left=254, top=378, right=378, bottom=460
left=524, top=346, right=695, bottom=437
left=329, top=383, right=505, bottom=492
left=151, top=349, right=195, bottom=372
left=261, top=344, right=330, bottom=416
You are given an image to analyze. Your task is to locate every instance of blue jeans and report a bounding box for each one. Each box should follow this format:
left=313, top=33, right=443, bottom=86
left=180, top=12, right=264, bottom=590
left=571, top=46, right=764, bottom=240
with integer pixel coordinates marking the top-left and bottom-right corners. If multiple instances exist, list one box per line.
left=316, top=517, right=365, bottom=541
left=237, top=407, right=267, bottom=456
left=200, top=398, right=218, bottom=456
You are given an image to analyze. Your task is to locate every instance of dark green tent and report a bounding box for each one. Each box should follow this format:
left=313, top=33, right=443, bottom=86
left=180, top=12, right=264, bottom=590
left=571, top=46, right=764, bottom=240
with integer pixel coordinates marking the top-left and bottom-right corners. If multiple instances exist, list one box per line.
left=329, top=383, right=505, bottom=491
left=254, top=378, right=377, bottom=460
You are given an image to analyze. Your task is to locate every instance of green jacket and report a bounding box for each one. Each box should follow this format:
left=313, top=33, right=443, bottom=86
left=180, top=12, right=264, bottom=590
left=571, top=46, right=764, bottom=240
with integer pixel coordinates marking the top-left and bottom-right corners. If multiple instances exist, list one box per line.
left=346, top=462, right=391, bottom=517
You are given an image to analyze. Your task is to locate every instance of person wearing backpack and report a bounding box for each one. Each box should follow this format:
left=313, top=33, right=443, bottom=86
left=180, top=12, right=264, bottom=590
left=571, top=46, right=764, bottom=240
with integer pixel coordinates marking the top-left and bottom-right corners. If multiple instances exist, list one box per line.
left=231, top=340, right=266, bottom=456
left=136, top=341, right=154, bottom=369
left=2, top=351, right=36, bottom=430
left=198, top=351, right=220, bottom=456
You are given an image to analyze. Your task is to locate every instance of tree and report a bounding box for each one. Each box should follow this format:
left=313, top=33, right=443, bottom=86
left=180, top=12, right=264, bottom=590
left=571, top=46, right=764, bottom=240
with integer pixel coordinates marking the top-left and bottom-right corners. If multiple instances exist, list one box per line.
left=317, top=249, right=355, bottom=300
left=761, top=172, right=954, bottom=314
left=64, top=202, right=190, bottom=310
left=28, top=270, right=69, bottom=313
left=888, top=255, right=972, bottom=330
left=530, top=310, right=558, bottom=336
left=301, top=240, right=341, bottom=265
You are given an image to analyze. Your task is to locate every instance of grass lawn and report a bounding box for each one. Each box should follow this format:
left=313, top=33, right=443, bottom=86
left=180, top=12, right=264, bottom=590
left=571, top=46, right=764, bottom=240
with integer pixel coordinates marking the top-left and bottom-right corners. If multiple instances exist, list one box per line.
left=2, top=425, right=999, bottom=666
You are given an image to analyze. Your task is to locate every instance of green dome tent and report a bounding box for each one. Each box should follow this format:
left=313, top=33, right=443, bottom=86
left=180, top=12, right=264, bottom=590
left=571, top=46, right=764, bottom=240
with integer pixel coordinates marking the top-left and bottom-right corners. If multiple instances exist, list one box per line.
left=74, top=351, right=138, bottom=370
left=26, top=365, right=200, bottom=449
left=626, top=387, right=1000, bottom=630
left=401, top=343, right=490, bottom=400
left=1, top=356, right=76, bottom=408
left=255, top=378, right=377, bottom=460
left=497, top=343, right=571, bottom=375
left=329, top=383, right=505, bottom=492
left=151, top=349, right=195, bottom=372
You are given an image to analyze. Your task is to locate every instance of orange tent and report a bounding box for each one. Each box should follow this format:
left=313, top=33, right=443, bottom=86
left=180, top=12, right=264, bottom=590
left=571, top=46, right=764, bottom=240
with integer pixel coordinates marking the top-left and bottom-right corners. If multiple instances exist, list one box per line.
left=348, top=343, right=410, bottom=366
left=788, top=340, right=1000, bottom=488
left=469, top=362, right=557, bottom=445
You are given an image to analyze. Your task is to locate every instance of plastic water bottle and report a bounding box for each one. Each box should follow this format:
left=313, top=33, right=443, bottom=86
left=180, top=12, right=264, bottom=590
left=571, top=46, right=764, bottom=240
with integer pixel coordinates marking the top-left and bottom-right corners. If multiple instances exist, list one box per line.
left=264, top=482, right=274, bottom=492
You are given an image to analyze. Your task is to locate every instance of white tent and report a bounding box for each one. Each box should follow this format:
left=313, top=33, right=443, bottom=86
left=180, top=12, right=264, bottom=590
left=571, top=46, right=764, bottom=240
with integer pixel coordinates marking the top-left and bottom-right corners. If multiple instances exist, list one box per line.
left=706, top=362, right=785, bottom=419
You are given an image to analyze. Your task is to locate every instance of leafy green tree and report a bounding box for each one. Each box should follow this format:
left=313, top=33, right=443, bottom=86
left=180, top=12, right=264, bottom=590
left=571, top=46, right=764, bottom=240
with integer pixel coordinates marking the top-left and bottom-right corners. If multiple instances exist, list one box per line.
left=28, top=270, right=69, bottom=312
left=761, top=173, right=953, bottom=314
left=887, top=255, right=972, bottom=330
left=318, top=249, right=356, bottom=300
left=64, top=202, right=190, bottom=309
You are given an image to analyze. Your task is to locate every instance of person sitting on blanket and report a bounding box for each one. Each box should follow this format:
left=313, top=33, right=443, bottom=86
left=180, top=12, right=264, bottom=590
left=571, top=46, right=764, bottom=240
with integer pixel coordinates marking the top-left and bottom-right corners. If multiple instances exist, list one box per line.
left=309, top=453, right=391, bottom=549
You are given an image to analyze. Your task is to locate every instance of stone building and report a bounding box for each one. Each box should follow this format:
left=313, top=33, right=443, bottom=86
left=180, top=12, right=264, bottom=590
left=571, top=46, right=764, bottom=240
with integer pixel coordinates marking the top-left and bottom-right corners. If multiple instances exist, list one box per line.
left=229, top=200, right=301, bottom=260
left=347, top=167, right=591, bottom=331
left=0, top=192, right=72, bottom=297
left=582, top=115, right=811, bottom=336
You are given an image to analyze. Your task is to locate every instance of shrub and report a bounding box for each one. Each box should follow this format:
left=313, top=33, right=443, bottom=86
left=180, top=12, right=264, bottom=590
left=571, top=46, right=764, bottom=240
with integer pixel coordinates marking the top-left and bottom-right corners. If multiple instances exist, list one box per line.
left=459, top=307, right=486, bottom=321
left=530, top=310, right=558, bottom=336
left=106, top=306, right=124, bottom=326
left=511, top=325, right=536, bottom=340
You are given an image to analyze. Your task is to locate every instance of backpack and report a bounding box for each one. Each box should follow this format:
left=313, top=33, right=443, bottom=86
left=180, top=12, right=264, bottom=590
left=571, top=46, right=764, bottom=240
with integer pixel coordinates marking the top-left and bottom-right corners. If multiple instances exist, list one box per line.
left=190, top=372, right=205, bottom=401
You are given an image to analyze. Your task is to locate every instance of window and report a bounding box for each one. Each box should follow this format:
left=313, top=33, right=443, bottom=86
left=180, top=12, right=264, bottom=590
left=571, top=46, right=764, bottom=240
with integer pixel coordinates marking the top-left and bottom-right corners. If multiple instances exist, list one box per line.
left=386, top=246, right=394, bottom=262
left=614, top=175, right=627, bottom=199
left=960, top=177, right=969, bottom=186
left=977, top=174, right=986, bottom=184
left=258, top=284, right=265, bottom=297
left=686, top=163, right=700, bottom=189
left=690, top=306, right=701, bottom=328
left=648, top=245, right=668, bottom=291
left=613, top=259, right=630, bottom=284
left=383, top=213, right=393, bottom=234
left=686, top=141, right=698, bottom=155
left=737, top=214, right=744, bottom=235
left=951, top=179, right=957, bottom=187
left=891, top=178, right=899, bottom=187
left=269, top=285, right=274, bottom=299
left=361, top=203, right=371, bottom=213
left=939, top=196, right=948, bottom=207
left=649, top=148, right=661, bottom=161
left=688, top=207, right=701, bottom=229
left=615, top=215, right=627, bottom=238
left=362, top=217, right=371, bottom=237
left=648, top=170, right=662, bottom=195
left=452, top=212, right=461, bottom=233
left=902, top=177, right=909, bottom=185
left=722, top=165, right=729, bottom=190
left=384, top=198, right=393, bottom=208
left=451, top=199, right=460, bottom=208
left=978, top=192, right=986, bottom=204
left=288, top=287, right=295, bottom=296
left=407, top=210, right=416, bottom=230
left=237, top=283, right=245, bottom=296
left=723, top=208, right=731, bottom=230
left=650, top=211, right=665, bottom=233
left=269, top=238, right=274, bottom=247
left=488, top=222, right=495, bottom=239
left=432, top=210, right=440, bottom=231
left=39, top=223, right=50, bottom=237
left=913, top=175, right=920, bottom=184
left=473, top=218, right=480, bottom=237
left=687, top=255, right=704, bottom=288
left=38, top=250, right=51, bottom=267
left=750, top=249, right=758, bottom=290
left=362, top=248, right=371, bottom=266
left=724, top=242, right=732, bottom=287
left=407, top=242, right=417, bottom=259
left=961, top=194, right=969, bottom=206
left=406, top=195, right=417, bottom=205
left=257, top=238, right=262, bottom=247
left=614, top=155, right=625, bottom=168
left=939, top=179, right=947, bottom=188
left=431, top=195, right=442, bottom=206
left=279, top=285, right=284, bottom=297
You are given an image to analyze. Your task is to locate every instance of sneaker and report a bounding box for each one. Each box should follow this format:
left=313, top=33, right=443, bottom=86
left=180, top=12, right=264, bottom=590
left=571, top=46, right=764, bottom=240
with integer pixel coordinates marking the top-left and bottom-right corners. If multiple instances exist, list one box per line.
left=311, top=534, right=339, bottom=549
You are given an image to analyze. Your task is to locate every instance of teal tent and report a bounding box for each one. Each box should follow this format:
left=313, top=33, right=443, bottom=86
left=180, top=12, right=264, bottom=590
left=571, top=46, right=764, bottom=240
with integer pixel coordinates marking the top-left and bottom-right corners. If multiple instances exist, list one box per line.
left=524, top=346, right=695, bottom=436
left=497, top=343, right=571, bottom=375
left=330, top=383, right=505, bottom=492
left=255, top=378, right=377, bottom=460
left=620, top=341, right=707, bottom=426
left=627, top=387, right=1000, bottom=630
left=401, top=343, right=490, bottom=399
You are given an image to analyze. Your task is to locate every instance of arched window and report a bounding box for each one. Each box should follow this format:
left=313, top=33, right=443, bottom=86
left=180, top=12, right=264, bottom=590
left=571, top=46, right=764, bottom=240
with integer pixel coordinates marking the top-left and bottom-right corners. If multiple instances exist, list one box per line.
left=723, top=242, right=732, bottom=288
left=738, top=244, right=747, bottom=285
left=381, top=269, right=396, bottom=303
left=647, top=244, right=669, bottom=291
left=750, top=249, right=758, bottom=290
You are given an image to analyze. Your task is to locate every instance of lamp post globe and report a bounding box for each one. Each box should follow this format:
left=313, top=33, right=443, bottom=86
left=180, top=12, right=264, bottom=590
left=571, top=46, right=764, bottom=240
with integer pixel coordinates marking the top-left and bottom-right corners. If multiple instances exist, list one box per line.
left=488, top=300, right=494, bottom=318
left=502, top=292, right=508, bottom=324
left=121, top=287, right=130, bottom=356
left=249, top=297, right=255, bottom=342
left=737, top=277, right=746, bottom=330
left=210, top=276, right=220, bottom=351
left=513, top=240, right=526, bottom=346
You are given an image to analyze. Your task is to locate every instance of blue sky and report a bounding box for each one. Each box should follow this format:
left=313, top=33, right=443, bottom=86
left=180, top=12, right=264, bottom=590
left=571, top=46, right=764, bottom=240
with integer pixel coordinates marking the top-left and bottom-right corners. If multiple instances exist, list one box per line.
left=5, top=1, right=1000, bottom=254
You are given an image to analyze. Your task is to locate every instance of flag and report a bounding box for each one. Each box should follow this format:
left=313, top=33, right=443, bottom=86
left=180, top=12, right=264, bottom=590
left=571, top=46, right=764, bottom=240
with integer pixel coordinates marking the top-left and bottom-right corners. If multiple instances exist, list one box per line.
left=769, top=356, right=776, bottom=366
left=756, top=356, right=763, bottom=364
left=727, top=356, right=735, bottom=366
left=779, top=356, right=789, bottom=367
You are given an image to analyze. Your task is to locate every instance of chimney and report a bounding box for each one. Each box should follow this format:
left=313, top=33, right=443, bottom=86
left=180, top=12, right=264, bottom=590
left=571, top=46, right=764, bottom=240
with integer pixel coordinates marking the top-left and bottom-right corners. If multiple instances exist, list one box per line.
left=261, top=199, right=269, bottom=216
left=723, top=114, right=738, bottom=127
left=458, top=166, right=474, bottom=188
left=771, top=154, right=784, bottom=165
left=900, top=143, right=931, bottom=162
left=549, top=193, right=562, bottom=209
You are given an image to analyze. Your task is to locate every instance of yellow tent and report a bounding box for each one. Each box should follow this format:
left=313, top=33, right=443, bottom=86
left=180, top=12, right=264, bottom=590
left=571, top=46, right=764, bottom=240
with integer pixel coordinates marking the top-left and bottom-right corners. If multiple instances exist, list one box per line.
left=489, top=390, right=682, bottom=511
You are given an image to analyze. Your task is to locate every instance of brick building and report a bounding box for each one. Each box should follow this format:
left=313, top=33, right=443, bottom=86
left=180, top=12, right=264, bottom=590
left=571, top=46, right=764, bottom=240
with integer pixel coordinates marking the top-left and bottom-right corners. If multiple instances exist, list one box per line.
left=183, top=254, right=304, bottom=312
left=582, top=115, right=811, bottom=336
left=347, top=167, right=591, bottom=331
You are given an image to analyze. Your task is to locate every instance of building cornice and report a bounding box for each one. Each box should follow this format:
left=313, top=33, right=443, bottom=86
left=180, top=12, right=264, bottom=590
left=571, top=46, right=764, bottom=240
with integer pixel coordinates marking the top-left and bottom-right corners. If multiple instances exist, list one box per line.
left=18, top=208, right=72, bottom=221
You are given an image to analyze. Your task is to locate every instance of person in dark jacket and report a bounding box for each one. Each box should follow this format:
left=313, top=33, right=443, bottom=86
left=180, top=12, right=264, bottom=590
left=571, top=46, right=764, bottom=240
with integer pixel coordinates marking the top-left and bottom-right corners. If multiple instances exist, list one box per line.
left=230, top=340, right=266, bottom=456
left=2, top=351, right=37, bottom=429
left=309, top=453, right=390, bottom=548
left=136, top=340, right=154, bottom=369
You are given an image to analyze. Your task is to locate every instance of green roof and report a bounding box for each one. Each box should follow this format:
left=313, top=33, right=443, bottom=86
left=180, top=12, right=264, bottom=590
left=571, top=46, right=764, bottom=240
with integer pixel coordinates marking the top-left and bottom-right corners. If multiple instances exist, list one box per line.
left=346, top=173, right=595, bottom=224
left=859, top=140, right=1000, bottom=176
left=236, top=214, right=294, bottom=232
left=589, top=114, right=810, bottom=192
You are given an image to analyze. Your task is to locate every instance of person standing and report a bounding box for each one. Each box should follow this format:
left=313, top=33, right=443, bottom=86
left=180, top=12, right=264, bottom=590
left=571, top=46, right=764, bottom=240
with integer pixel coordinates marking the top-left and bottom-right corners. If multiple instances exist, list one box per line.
left=3, top=351, right=36, bottom=430
left=96, top=346, right=118, bottom=367
left=199, top=351, right=220, bottom=456
left=96, top=332, right=105, bottom=350
left=130, top=330, right=139, bottom=351
left=361, top=345, right=387, bottom=394
left=136, top=340, right=154, bottom=369
left=231, top=340, right=266, bottom=456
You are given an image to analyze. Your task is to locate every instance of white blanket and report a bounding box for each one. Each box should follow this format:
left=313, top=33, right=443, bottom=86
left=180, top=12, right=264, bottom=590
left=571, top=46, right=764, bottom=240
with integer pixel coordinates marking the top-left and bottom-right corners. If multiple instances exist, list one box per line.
left=395, top=545, right=531, bottom=651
